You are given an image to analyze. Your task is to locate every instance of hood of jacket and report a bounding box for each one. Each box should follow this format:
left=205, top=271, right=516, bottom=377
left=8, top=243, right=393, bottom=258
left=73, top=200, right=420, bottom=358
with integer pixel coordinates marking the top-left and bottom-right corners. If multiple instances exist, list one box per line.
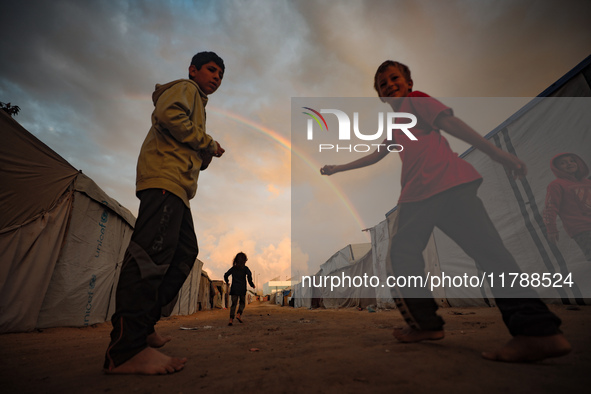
left=550, top=152, right=589, bottom=182
left=152, top=79, right=208, bottom=107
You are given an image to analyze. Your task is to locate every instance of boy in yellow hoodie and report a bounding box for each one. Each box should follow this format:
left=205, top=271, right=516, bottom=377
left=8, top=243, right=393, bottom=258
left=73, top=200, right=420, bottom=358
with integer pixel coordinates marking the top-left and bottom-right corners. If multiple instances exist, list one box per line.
left=104, top=51, right=225, bottom=375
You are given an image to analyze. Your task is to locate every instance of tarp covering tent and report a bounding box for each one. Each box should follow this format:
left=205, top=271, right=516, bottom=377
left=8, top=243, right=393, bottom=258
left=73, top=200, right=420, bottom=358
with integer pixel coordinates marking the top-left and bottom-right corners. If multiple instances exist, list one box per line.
left=0, top=112, right=212, bottom=332
left=0, top=111, right=135, bottom=333
left=211, top=279, right=229, bottom=309
left=293, top=243, right=372, bottom=308
left=197, top=270, right=213, bottom=311
left=319, top=248, right=376, bottom=309
left=317, top=243, right=372, bottom=275
left=162, top=259, right=205, bottom=317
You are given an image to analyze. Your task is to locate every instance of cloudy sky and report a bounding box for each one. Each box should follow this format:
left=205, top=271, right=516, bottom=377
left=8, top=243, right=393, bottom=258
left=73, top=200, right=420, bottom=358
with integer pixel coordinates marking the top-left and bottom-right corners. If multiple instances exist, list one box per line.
left=1, top=0, right=590, bottom=285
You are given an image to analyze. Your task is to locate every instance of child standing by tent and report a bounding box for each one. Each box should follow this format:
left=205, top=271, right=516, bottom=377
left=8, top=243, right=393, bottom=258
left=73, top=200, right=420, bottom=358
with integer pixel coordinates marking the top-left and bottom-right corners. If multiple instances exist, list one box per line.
left=543, top=153, right=591, bottom=261
left=224, top=252, right=256, bottom=326
left=104, top=51, right=226, bottom=375
left=321, top=60, right=571, bottom=362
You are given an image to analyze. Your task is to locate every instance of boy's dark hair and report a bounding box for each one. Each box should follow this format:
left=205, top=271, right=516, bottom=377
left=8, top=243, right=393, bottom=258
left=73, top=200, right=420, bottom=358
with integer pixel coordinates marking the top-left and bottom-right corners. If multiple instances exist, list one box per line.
left=233, top=252, right=247, bottom=268
left=189, top=51, right=225, bottom=76
left=373, top=60, right=412, bottom=95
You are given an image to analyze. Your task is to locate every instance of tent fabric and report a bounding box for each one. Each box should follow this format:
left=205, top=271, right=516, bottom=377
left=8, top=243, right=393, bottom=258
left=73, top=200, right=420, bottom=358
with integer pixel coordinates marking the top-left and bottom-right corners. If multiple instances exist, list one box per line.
left=211, top=280, right=229, bottom=309
left=320, top=248, right=377, bottom=309
left=293, top=243, right=373, bottom=309
left=0, top=193, right=73, bottom=332
left=197, top=271, right=212, bottom=311
left=0, top=110, right=216, bottom=332
left=0, top=110, right=138, bottom=332
left=293, top=281, right=313, bottom=308
left=0, top=111, right=79, bottom=231
left=35, top=183, right=134, bottom=328
left=162, top=259, right=204, bottom=317
left=430, top=55, right=591, bottom=306
left=317, top=243, right=370, bottom=276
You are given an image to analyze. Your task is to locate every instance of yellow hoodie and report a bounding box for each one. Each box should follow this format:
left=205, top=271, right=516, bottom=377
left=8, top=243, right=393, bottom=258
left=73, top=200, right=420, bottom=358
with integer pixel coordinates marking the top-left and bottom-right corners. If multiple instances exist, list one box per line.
left=136, top=79, right=219, bottom=207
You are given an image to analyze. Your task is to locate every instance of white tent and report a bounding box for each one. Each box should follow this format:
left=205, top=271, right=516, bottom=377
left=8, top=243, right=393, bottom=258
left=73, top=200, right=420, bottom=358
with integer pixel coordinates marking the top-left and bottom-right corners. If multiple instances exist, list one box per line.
left=293, top=243, right=372, bottom=308
left=162, top=259, right=206, bottom=317
left=0, top=112, right=206, bottom=332
left=0, top=111, right=136, bottom=332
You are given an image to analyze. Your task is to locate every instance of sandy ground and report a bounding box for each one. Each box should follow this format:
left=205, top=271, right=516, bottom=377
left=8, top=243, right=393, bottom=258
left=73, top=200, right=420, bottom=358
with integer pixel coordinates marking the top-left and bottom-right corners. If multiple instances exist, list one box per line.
left=0, top=301, right=590, bottom=394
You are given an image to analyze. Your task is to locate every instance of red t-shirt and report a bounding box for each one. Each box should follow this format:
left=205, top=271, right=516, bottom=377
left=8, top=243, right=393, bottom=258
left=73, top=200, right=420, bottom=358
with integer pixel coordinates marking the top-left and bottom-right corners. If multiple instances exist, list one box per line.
left=393, top=91, right=482, bottom=203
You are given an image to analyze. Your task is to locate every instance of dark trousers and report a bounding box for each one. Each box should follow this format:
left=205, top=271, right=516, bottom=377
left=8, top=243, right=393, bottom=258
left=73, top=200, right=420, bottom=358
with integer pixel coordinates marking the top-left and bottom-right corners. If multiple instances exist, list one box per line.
left=230, top=295, right=246, bottom=319
left=390, top=180, right=561, bottom=336
left=105, top=189, right=198, bottom=368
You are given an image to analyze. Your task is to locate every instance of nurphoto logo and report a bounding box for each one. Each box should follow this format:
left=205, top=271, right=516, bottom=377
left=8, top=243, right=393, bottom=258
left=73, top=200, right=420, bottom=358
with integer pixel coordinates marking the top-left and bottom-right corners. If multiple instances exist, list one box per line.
left=302, top=106, right=418, bottom=153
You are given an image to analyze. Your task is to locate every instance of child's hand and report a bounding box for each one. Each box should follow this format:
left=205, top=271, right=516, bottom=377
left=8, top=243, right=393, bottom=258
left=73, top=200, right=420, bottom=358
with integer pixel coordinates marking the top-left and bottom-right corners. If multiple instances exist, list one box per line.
left=320, top=165, right=338, bottom=176
left=213, top=142, right=225, bottom=157
left=492, top=150, right=527, bottom=180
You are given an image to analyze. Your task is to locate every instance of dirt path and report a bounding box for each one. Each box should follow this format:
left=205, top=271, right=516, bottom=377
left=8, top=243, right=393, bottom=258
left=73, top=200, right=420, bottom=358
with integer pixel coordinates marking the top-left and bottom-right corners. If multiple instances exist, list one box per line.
left=0, top=301, right=590, bottom=393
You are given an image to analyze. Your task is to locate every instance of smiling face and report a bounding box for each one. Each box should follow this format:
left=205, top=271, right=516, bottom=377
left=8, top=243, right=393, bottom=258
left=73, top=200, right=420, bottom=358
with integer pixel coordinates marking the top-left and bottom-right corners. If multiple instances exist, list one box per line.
left=376, top=65, right=414, bottom=99
left=555, top=155, right=578, bottom=175
left=189, top=61, right=223, bottom=95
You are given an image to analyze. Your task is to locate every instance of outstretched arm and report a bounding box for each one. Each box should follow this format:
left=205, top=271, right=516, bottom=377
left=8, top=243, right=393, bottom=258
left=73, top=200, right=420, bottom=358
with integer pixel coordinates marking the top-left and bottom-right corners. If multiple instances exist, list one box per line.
left=435, top=113, right=527, bottom=180
left=320, top=138, right=390, bottom=176
left=247, top=269, right=255, bottom=288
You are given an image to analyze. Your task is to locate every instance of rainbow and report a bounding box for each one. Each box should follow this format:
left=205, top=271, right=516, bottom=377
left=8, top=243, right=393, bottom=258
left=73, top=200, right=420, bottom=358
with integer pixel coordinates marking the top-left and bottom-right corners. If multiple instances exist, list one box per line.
left=208, top=106, right=369, bottom=235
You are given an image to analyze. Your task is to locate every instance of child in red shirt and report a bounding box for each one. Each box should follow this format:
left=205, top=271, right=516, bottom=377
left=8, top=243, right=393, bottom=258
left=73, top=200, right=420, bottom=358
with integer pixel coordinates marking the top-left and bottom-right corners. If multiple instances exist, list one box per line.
left=321, top=60, right=571, bottom=362
left=544, top=153, right=591, bottom=260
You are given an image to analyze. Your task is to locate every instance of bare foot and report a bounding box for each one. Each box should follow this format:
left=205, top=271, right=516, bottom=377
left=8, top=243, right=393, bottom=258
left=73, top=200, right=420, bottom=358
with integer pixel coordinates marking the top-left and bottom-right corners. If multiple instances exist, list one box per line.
left=393, top=326, right=445, bottom=343
left=482, top=334, right=571, bottom=363
left=105, top=347, right=187, bottom=375
left=147, top=331, right=172, bottom=348
left=236, top=314, right=243, bottom=323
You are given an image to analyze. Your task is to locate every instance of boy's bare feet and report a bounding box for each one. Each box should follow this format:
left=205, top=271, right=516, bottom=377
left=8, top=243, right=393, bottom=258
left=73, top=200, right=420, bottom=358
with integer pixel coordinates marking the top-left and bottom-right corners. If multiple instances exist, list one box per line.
left=228, top=319, right=233, bottom=326
left=104, top=347, right=187, bottom=375
left=236, top=314, right=243, bottom=323
left=393, top=326, right=445, bottom=343
left=482, top=334, right=571, bottom=363
left=147, top=331, right=172, bottom=348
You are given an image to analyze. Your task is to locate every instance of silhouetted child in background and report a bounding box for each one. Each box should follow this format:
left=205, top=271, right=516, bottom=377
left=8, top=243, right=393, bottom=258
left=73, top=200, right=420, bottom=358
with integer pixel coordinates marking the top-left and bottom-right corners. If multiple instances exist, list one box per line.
left=544, top=153, right=591, bottom=261
left=224, top=252, right=256, bottom=326
left=321, top=60, right=571, bottom=362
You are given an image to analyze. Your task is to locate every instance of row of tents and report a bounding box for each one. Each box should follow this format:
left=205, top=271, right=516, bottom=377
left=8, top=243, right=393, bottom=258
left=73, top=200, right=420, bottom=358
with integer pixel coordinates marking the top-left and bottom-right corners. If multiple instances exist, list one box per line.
left=294, top=54, right=591, bottom=309
left=0, top=110, right=230, bottom=333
